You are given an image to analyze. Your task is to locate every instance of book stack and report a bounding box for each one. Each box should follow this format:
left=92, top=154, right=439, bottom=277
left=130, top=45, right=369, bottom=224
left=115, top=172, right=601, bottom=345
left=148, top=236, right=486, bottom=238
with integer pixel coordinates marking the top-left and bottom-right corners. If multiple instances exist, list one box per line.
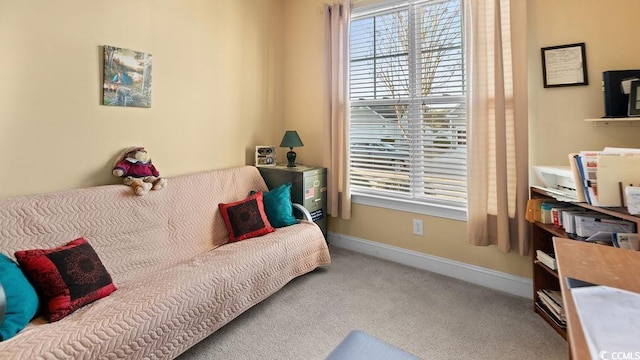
left=540, top=202, right=567, bottom=224
left=574, top=214, right=636, bottom=238
left=551, top=205, right=582, bottom=228
left=559, top=208, right=636, bottom=240
left=535, top=250, right=556, bottom=270
left=536, top=289, right=566, bottom=328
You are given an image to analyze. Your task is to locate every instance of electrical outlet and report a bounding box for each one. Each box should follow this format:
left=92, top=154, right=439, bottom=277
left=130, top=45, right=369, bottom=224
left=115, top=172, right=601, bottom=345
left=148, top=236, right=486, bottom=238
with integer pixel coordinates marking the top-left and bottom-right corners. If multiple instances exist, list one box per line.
left=412, top=219, right=424, bottom=236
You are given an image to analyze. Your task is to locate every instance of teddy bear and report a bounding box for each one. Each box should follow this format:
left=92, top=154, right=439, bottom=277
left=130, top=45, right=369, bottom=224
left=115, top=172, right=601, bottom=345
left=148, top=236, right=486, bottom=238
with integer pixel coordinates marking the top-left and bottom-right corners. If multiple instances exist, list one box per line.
left=112, top=146, right=167, bottom=195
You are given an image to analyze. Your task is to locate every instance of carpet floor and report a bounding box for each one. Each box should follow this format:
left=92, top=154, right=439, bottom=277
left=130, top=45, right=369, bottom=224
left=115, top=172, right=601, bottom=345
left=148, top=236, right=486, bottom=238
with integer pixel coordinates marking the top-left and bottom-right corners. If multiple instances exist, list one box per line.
left=176, top=245, right=567, bottom=360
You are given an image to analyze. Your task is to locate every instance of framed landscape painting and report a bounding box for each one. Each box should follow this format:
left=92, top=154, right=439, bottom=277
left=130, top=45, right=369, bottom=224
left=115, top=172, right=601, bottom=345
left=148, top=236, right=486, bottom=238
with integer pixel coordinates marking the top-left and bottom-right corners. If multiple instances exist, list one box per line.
left=103, top=45, right=152, bottom=108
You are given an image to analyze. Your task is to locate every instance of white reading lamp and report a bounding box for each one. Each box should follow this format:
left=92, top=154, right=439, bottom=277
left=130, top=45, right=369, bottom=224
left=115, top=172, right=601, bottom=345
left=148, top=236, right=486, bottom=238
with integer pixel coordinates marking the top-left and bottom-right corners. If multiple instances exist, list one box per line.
left=279, top=131, right=304, bottom=167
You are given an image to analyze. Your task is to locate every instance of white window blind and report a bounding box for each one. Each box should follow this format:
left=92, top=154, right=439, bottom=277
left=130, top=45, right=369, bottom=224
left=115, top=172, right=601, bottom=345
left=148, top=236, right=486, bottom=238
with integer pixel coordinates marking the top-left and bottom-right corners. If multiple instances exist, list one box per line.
left=349, top=0, right=467, bottom=213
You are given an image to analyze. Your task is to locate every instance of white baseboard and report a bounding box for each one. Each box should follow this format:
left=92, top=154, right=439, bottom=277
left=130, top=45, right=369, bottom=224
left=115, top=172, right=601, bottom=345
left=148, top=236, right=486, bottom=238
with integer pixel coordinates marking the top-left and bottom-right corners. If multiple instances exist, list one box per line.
left=328, top=232, right=532, bottom=299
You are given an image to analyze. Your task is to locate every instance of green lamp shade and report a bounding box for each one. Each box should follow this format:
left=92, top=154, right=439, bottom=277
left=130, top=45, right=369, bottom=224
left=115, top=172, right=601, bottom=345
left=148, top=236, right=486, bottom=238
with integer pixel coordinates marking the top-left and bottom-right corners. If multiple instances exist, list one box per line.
left=279, top=131, right=304, bottom=148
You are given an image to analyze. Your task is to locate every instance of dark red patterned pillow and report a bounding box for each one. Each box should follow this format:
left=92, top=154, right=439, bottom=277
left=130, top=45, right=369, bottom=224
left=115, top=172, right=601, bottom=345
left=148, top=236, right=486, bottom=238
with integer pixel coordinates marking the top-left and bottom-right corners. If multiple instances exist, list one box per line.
left=218, top=192, right=275, bottom=242
left=15, top=238, right=116, bottom=322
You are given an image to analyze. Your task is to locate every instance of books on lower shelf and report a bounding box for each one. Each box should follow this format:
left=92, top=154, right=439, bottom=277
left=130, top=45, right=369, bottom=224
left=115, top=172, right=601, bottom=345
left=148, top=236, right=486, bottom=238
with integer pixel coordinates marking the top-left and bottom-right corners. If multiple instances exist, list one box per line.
left=551, top=206, right=583, bottom=228
left=535, top=301, right=566, bottom=329
left=559, top=209, right=637, bottom=240
left=535, top=250, right=556, bottom=270
left=536, top=289, right=566, bottom=328
left=574, top=214, right=636, bottom=238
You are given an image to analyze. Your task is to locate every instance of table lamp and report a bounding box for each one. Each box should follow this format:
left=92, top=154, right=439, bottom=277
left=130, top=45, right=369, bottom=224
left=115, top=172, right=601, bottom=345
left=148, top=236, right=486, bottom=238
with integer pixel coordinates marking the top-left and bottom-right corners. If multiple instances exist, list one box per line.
left=279, top=131, right=304, bottom=167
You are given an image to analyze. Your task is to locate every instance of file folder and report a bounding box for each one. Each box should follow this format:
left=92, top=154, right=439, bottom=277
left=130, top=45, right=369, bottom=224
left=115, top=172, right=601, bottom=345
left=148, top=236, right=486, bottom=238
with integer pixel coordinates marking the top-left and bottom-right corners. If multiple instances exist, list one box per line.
left=596, top=153, right=640, bottom=207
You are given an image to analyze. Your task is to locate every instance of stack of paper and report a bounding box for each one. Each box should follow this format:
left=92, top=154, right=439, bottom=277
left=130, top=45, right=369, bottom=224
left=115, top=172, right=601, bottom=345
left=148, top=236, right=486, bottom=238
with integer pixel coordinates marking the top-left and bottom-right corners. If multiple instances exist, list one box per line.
left=570, top=285, right=640, bottom=359
left=536, top=289, right=566, bottom=328
left=537, top=289, right=565, bottom=321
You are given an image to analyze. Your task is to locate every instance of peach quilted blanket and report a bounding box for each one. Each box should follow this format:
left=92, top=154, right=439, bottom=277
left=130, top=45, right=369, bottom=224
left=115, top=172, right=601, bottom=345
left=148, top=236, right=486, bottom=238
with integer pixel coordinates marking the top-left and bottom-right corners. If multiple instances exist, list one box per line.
left=0, top=166, right=330, bottom=359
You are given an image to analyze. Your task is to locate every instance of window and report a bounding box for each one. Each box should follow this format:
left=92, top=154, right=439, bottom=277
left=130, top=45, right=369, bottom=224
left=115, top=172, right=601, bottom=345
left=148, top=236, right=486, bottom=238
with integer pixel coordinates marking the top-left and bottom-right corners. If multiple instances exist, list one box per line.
left=349, top=0, right=466, bottom=219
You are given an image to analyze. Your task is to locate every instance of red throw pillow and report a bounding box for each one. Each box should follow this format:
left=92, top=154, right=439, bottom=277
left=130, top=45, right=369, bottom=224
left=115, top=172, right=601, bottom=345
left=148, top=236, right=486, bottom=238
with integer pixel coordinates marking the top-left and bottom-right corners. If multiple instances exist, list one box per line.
left=218, top=192, right=275, bottom=242
left=15, top=238, right=116, bottom=322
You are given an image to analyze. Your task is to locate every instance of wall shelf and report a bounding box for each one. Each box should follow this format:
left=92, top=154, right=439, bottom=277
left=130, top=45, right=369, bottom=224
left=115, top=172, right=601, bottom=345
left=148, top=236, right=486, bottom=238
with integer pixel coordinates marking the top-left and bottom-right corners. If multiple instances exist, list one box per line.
left=584, top=117, right=640, bottom=127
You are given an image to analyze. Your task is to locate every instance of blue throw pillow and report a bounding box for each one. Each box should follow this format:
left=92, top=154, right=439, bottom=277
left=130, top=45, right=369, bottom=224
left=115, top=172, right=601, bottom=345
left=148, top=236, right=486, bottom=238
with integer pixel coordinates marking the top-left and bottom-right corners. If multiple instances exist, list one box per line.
left=262, top=183, right=298, bottom=228
left=0, top=253, right=39, bottom=341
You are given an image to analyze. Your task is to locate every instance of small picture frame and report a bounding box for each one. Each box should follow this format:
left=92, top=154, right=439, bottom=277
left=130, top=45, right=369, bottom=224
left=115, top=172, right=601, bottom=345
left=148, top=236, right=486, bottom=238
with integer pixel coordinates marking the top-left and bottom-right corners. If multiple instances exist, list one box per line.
left=541, top=43, right=588, bottom=88
left=103, top=45, right=153, bottom=107
left=629, top=80, right=640, bottom=117
left=255, top=146, right=276, bottom=166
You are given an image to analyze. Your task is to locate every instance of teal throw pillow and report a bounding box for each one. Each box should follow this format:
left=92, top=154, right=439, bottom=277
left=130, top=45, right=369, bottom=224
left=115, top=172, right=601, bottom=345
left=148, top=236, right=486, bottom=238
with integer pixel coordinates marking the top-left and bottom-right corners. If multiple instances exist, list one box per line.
left=0, top=253, right=39, bottom=341
left=262, top=183, right=298, bottom=228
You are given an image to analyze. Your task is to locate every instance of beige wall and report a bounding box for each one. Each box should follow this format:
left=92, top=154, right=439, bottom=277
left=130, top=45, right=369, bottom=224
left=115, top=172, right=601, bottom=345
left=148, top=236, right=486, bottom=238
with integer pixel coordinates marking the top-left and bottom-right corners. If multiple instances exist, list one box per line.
left=3, top=0, right=640, bottom=278
left=283, top=0, right=640, bottom=279
left=0, top=0, right=284, bottom=199
left=282, top=0, right=327, bottom=167
left=529, top=0, right=640, bottom=167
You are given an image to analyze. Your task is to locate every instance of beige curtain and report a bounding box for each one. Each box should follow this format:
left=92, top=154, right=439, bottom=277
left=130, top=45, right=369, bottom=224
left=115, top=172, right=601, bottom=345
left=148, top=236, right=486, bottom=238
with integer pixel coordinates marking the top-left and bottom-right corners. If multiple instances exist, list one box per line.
left=465, top=0, right=529, bottom=255
left=323, top=2, right=352, bottom=220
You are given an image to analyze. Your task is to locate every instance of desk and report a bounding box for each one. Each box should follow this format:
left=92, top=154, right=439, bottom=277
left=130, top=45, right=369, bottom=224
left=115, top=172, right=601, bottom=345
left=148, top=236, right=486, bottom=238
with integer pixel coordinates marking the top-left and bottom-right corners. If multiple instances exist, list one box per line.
left=553, top=237, right=640, bottom=359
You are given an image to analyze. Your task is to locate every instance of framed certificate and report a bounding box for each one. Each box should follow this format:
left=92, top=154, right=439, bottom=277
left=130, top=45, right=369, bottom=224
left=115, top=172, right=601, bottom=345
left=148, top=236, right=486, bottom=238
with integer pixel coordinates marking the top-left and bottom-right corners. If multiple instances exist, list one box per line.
left=541, top=43, right=588, bottom=88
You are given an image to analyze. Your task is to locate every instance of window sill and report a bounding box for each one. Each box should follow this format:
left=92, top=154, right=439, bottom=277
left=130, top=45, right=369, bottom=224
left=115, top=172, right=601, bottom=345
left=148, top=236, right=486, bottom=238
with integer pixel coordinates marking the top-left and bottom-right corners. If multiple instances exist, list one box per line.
left=351, top=194, right=467, bottom=222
